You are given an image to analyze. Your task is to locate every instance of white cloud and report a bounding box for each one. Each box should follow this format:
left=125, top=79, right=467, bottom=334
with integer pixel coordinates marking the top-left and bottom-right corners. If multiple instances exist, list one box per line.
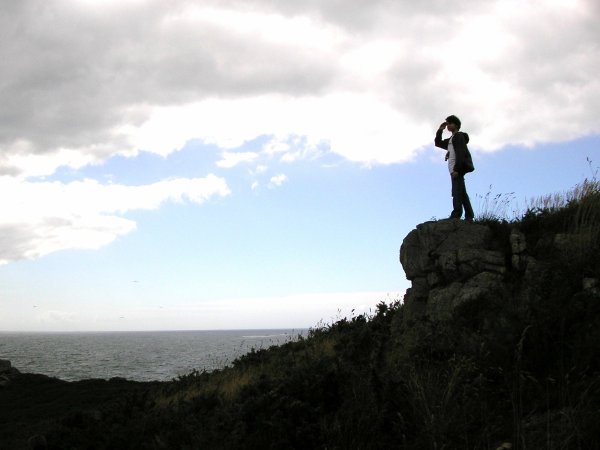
left=1, top=146, right=107, bottom=178
left=263, top=137, right=292, bottom=156
left=216, top=151, right=260, bottom=168
left=268, top=174, right=288, bottom=189
left=252, top=165, right=268, bottom=175
left=0, top=175, right=230, bottom=264
left=121, top=94, right=430, bottom=166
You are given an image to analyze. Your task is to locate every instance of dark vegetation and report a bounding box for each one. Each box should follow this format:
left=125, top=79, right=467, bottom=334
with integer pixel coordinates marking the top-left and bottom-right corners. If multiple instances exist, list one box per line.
left=0, top=374, right=158, bottom=449
left=1, top=179, right=599, bottom=449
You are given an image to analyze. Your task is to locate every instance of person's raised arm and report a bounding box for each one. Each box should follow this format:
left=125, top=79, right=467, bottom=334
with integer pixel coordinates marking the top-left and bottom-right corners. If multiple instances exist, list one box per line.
left=435, top=122, right=448, bottom=149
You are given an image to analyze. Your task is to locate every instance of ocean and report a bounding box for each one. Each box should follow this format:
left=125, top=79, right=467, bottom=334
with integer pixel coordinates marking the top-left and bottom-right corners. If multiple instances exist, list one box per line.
left=0, top=329, right=306, bottom=382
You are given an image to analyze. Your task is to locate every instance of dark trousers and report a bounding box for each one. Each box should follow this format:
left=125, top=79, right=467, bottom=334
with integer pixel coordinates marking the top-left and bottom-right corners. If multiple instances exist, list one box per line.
left=450, top=174, right=474, bottom=219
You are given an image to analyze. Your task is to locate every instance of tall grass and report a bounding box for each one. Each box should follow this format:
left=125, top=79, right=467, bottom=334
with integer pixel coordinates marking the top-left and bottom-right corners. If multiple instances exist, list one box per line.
left=525, top=178, right=600, bottom=215
left=476, top=186, right=518, bottom=221
left=476, top=158, right=599, bottom=225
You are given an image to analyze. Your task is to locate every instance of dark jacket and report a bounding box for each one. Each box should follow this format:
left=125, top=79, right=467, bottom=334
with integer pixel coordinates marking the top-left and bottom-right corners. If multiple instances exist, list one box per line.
left=435, top=130, right=475, bottom=175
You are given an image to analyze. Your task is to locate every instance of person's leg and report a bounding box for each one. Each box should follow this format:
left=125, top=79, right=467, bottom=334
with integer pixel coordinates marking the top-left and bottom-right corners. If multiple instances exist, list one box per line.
left=450, top=175, right=463, bottom=218
left=462, top=178, right=474, bottom=220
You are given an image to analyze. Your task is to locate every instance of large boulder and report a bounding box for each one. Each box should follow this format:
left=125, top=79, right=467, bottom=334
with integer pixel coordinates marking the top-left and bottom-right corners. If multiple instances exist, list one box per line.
left=400, top=219, right=506, bottom=321
left=400, top=219, right=491, bottom=280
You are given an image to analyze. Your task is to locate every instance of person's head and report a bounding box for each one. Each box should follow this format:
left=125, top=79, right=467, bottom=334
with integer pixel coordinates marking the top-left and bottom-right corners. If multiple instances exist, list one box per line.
left=445, top=115, right=461, bottom=132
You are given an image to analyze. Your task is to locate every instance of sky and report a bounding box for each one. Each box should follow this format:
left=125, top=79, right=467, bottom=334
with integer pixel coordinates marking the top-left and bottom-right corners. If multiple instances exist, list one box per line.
left=1, top=0, right=599, bottom=331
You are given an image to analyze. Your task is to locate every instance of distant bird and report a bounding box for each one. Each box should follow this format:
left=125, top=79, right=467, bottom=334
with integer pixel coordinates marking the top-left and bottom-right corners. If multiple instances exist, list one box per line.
left=119, top=316, right=125, bottom=319
left=33, top=305, right=38, bottom=308
left=131, top=280, right=139, bottom=283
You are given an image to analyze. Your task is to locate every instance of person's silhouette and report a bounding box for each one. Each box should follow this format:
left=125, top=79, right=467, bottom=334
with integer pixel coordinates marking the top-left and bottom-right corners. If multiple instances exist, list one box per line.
left=434, top=115, right=475, bottom=220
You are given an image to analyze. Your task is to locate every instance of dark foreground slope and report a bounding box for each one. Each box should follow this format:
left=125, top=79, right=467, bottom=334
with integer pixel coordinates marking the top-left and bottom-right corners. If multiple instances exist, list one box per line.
left=2, top=182, right=599, bottom=450
left=0, top=371, right=159, bottom=449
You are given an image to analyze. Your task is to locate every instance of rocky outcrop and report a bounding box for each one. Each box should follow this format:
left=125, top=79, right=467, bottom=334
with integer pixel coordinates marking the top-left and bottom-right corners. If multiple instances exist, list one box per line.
left=400, top=220, right=517, bottom=321
left=400, top=218, right=600, bottom=321
left=0, top=359, right=20, bottom=387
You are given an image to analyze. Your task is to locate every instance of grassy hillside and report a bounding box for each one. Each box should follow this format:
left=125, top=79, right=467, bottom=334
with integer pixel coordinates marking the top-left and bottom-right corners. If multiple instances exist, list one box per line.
left=3, top=179, right=600, bottom=450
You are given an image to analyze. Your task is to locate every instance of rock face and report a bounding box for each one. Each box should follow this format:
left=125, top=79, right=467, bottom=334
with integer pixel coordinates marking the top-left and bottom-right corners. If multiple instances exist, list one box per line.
left=400, top=218, right=600, bottom=321
left=400, top=219, right=513, bottom=321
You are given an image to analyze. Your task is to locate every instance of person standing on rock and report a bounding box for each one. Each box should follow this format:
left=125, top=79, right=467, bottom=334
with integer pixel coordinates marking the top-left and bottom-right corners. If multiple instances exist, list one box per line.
left=435, top=115, right=475, bottom=221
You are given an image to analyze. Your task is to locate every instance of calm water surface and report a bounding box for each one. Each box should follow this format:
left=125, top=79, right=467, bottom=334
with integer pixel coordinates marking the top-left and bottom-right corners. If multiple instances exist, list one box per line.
left=0, top=329, right=305, bottom=382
